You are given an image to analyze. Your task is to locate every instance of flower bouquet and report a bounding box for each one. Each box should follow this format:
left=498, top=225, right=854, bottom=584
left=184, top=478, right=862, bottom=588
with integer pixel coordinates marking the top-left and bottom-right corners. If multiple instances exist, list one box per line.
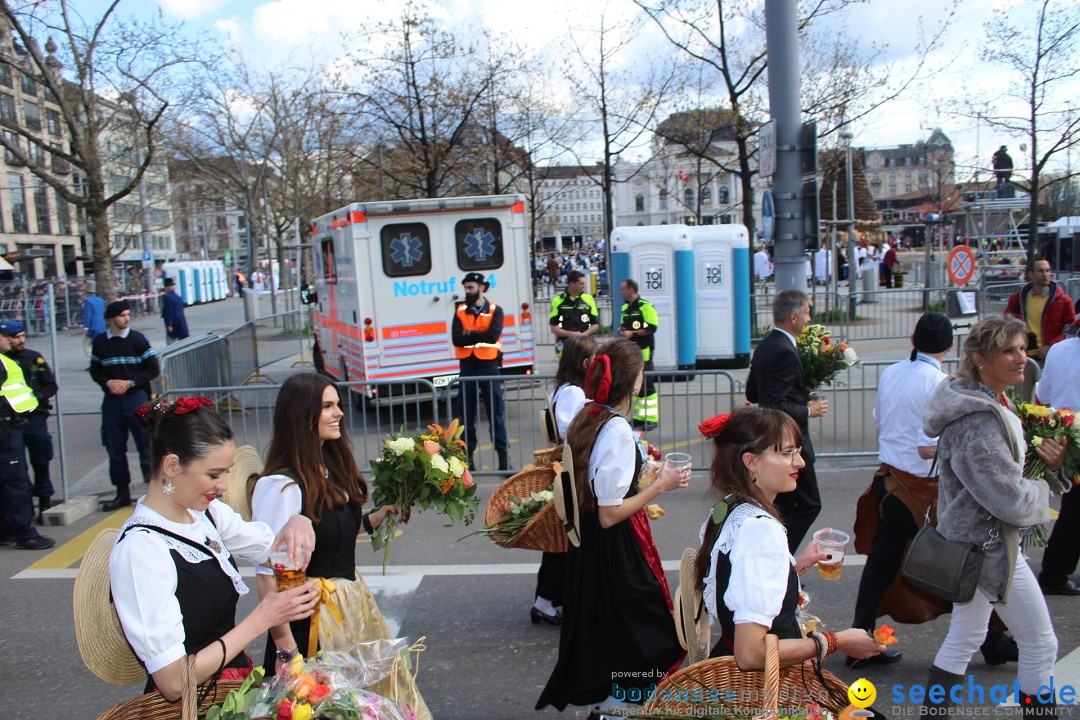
left=203, top=639, right=420, bottom=720
left=1016, top=403, right=1080, bottom=487
left=795, top=324, right=858, bottom=392
left=471, top=461, right=567, bottom=553
left=464, top=488, right=555, bottom=545
left=370, top=420, right=479, bottom=572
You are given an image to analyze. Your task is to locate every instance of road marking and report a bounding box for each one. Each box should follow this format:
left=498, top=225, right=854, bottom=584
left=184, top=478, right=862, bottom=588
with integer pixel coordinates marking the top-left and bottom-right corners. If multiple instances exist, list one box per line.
left=26, top=506, right=134, bottom=571
left=13, top=554, right=868, bottom=580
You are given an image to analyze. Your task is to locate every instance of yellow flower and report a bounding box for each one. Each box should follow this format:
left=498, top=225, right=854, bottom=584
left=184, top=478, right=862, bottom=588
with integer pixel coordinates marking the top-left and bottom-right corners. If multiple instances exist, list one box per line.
left=292, top=703, right=313, bottom=720
left=1032, top=437, right=1043, bottom=447
left=1025, top=403, right=1053, bottom=418
left=288, top=652, right=304, bottom=675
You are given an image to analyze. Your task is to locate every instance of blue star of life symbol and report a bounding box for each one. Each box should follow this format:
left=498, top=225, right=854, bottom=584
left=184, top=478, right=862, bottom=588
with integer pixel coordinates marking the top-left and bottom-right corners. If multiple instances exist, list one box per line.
left=390, top=232, right=424, bottom=268
left=464, top=228, right=496, bottom=262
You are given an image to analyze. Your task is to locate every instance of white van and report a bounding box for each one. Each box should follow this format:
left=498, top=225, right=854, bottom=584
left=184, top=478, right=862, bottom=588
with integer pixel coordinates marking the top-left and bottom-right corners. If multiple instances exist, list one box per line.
left=309, top=194, right=536, bottom=403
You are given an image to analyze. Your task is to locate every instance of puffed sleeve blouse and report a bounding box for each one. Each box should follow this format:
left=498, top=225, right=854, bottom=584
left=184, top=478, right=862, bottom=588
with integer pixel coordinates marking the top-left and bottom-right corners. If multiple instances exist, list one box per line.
left=589, top=415, right=638, bottom=507
left=109, top=499, right=274, bottom=674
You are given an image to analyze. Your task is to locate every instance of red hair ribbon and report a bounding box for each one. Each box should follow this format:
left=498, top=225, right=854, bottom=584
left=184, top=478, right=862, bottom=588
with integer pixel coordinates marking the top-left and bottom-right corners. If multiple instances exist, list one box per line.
left=698, top=413, right=732, bottom=438
left=585, top=354, right=613, bottom=414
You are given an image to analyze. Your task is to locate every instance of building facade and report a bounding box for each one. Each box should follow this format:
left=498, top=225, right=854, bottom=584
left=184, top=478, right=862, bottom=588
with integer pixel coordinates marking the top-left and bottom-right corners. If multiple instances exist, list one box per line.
left=861, top=129, right=955, bottom=202
left=535, top=164, right=607, bottom=245
left=168, top=160, right=248, bottom=263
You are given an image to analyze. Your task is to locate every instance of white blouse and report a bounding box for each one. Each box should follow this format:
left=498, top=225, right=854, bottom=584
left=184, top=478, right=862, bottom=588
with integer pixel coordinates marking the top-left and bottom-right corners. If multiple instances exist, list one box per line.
left=699, top=504, right=794, bottom=628
left=250, top=474, right=304, bottom=576
left=109, top=499, right=275, bottom=674
left=589, top=415, right=639, bottom=507
left=550, top=383, right=587, bottom=442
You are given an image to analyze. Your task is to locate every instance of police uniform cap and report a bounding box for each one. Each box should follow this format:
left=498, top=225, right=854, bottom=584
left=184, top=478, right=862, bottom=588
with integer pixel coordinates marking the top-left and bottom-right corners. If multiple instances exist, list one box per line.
left=0, top=320, right=25, bottom=336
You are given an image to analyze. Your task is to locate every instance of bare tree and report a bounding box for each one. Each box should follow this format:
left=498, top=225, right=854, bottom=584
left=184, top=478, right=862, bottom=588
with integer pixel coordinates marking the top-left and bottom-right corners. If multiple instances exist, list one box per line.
left=0, top=0, right=205, bottom=299
left=972, top=0, right=1080, bottom=264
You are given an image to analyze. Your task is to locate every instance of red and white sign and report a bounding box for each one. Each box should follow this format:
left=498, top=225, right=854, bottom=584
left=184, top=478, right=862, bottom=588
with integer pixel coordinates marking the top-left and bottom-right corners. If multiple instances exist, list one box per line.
left=947, top=245, right=976, bottom=285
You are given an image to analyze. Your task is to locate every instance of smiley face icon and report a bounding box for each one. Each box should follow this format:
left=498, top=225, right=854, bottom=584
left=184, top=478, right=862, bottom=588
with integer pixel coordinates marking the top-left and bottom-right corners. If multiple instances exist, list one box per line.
left=848, top=678, right=876, bottom=709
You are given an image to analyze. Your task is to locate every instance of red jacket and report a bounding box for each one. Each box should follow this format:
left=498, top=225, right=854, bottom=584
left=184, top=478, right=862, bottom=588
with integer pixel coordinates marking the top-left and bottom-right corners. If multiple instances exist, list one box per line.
left=1004, top=281, right=1077, bottom=348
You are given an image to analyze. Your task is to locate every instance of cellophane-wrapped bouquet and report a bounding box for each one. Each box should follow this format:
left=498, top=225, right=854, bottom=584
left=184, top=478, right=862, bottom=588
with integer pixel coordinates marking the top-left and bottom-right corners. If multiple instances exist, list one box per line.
left=204, top=638, right=418, bottom=720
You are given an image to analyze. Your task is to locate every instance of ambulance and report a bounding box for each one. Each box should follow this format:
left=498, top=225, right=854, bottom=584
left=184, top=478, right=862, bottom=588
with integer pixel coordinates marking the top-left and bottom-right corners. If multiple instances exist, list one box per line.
left=308, top=194, right=536, bottom=404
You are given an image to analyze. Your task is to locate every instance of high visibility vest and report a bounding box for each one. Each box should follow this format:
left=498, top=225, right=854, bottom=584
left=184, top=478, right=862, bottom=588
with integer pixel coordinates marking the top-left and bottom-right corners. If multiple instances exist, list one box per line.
left=455, top=301, right=502, bottom=361
left=0, top=354, right=39, bottom=414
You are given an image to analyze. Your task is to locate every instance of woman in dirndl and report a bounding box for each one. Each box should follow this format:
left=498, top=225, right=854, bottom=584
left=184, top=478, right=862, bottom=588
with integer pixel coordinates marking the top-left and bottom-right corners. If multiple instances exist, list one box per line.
left=251, top=373, right=429, bottom=718
left=110, top=397, right=319, bottom=701
left=532, top=335, right=597, bottom=626
left=536, top=339, right=687, bottom=717
left=695, top=406, right=882, bottom=670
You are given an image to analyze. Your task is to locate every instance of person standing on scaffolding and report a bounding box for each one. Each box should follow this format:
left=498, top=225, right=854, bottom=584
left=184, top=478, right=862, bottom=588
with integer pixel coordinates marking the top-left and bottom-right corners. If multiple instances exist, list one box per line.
left=992, top=146, right=1013, bottom=189
left=618, top=279, right=660, bottom=431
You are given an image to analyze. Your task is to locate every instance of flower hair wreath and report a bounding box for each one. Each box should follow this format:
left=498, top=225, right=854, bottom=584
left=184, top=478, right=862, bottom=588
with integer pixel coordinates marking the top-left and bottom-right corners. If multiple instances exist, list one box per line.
left=135, top=396, right=214, bottom=417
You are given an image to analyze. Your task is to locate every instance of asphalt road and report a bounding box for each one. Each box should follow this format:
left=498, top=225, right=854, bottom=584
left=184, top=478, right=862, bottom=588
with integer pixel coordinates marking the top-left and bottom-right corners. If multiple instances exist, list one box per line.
left=3, top=289, right=1079, bottom=719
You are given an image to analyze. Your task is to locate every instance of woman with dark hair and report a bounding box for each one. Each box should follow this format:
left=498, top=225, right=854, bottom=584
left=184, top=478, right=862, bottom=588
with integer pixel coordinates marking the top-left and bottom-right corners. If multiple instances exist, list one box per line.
left=537, top=339, right=687, bottom=716
left=532, top=335, right=598, bottom=625
left=110, top=397, right=319, bottom=702
left=923, top=316, right=1064, bottom=713
left=250, top=374, right=429, bottom=716
left=696, top=406, right=881, bottom=670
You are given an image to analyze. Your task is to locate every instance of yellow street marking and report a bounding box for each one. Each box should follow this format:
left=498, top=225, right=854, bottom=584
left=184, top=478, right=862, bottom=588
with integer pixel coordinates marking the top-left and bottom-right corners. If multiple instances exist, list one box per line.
left=1051, top=507, right=1059, bottom=521
left=27, top=507, right=134, bottom=570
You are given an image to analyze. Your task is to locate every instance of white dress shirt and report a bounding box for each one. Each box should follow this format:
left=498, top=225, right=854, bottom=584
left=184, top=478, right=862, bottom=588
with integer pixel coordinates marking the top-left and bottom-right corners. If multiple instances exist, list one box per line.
left=875, top=353, right=949, bottom=476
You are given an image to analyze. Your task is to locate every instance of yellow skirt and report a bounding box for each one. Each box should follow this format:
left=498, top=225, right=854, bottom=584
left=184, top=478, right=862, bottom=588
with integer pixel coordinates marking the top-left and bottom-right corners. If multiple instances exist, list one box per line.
left=317, top=572, right=432, bottom=720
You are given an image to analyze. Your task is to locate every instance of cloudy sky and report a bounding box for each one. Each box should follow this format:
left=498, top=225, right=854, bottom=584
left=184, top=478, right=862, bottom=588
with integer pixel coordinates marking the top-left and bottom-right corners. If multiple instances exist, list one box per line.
left=87, top=0, right=1080, bottom=179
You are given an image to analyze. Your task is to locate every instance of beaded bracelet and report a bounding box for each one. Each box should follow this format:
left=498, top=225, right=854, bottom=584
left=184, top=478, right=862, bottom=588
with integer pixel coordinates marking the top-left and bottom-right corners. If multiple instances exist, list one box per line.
left=823, top=631, right=838, bottom=656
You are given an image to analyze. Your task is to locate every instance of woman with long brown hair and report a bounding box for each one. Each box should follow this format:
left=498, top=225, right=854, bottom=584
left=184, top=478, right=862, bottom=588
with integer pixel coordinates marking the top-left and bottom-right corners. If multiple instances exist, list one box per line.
left=537, top=339, right=687, bottom=717
left=696, top=407, right=881, bottom=669
left=250, top=373, right=429, bottom=717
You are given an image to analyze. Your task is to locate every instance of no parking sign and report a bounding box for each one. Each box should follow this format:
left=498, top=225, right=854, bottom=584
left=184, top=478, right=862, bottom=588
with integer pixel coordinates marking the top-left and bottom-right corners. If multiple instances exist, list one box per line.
left=947, top=246, right=976, bottom=285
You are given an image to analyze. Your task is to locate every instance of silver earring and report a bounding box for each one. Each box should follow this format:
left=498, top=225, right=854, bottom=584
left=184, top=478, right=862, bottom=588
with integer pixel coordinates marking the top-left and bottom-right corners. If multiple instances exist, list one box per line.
left=752, top=474, right=757, bottom=484
left=163, top=478, right=176, bottom=496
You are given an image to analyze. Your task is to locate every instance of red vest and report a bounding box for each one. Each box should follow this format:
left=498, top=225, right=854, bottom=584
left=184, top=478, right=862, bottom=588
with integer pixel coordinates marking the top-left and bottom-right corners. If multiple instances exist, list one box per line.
left=455, top=302, right=501, bottom=360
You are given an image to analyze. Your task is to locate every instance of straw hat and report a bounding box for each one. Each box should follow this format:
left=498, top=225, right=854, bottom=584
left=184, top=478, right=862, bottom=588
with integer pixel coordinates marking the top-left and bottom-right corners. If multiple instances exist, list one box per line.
left=221, top=445, right=263, bottom=522
left=673, top=547, right=712, bottom=664
left=73, top=528, right=147, bottom=685
left=553, top=444, right=581, bottom=548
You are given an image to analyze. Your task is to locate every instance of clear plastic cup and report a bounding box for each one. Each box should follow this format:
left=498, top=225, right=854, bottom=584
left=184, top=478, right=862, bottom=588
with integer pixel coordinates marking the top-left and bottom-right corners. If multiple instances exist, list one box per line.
left=270, top=548, right=306, bottom=591
left=813, top=528, right=849, bottom=580
left=665, top=452, right=692, bottom=470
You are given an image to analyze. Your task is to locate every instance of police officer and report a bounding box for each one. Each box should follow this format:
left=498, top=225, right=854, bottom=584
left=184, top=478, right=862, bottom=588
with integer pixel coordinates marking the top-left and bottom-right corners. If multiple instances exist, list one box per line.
left=1, top=322, right=57, bottom=524
left=618, top=279, right=660, bottom=430
left=0, top=321, right=55, bottom=549
left=451, top=272, right=510, bottom=472
left=549, top=269, right=598, bottom=356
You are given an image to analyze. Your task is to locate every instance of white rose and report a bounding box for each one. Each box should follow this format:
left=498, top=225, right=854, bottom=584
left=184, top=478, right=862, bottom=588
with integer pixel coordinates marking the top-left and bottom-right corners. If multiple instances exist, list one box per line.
left=537, top=490, right=554, bottom=503
left=430, top=453, right=450, bottom=473
left=388, top=437, right=415, bottom=456
left=448, top=455, right=465, bottom=478
left=843, top=347, right=858, bottom=365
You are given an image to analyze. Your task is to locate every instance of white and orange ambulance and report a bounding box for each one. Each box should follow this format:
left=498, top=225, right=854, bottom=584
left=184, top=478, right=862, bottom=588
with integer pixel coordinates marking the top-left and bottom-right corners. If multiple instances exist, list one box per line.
left=309, top=194, right=536, bottom=404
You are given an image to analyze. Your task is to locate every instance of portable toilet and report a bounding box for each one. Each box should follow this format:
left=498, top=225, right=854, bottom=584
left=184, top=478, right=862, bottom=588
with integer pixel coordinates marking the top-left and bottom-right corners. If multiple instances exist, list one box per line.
left=213, top=261, right=227, bottom=300
left=685, top=224, right=751, bottom=369
left=610, top=225, right=696, bottom=370
left=162, top=262, right=194, bottom=305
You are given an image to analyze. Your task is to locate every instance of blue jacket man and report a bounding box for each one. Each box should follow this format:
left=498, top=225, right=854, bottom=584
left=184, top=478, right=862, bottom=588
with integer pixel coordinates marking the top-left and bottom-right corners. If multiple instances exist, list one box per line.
left=82, top=280, right=106, bottom=340
left=160, top=278, right=189, bottom=343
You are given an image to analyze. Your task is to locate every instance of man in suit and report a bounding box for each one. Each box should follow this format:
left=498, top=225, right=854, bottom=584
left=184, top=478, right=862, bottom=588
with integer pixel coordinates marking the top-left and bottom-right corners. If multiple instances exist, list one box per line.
left=160, top=277, right=189, bottom=344
left=746, top=289, right=829, bottom=551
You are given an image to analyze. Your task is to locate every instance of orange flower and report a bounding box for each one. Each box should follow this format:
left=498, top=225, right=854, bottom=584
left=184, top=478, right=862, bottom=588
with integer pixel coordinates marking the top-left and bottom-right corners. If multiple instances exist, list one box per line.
left=292, top=673, right=316, bottom=699
left=308, top=683, right=331, bottom=704
left=441, top=477, right=456, bottom=494
left=873, top=624, right=899, bottom=645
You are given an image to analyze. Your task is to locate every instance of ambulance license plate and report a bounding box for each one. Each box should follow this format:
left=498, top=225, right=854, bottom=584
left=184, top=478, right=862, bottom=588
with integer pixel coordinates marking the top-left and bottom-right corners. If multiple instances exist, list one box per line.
left=432, top=374, right=458, bottom=388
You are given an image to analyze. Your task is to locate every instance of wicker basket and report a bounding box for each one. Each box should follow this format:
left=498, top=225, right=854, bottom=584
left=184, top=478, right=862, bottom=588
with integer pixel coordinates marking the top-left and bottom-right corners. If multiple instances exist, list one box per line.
left=643, top=634, right=849, bottom=717
left=483, top=465, right=568, bottom=553
left=98, top=657, right=245, bottom=720
left=531, top=444, right=563, bottom=468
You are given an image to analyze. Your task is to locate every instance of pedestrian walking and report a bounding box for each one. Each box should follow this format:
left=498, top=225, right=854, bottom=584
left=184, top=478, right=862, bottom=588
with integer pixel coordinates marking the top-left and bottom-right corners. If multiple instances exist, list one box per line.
left=745, top=290, right=828, bottom=552
left=1035, top=322, right=1080, bottom=596
left=0, top=323, right=54, bottom=549
left=89, top=301, right=160, bottom=511
left=618, top=279, right=660, bottom=430
left=82, top=280, right=106, bottom=341
left=450, top=272, right=510, bottom=472
left=921, top=316, right=1063, bottom=714
left=160, top=277, right=189, bottom=344
left=1, top=321, right=57, bottom=524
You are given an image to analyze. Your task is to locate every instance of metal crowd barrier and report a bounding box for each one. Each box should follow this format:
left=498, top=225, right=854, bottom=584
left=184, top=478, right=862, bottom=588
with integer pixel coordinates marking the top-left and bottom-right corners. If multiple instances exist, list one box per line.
left=151, top=333, right=224, bottom=395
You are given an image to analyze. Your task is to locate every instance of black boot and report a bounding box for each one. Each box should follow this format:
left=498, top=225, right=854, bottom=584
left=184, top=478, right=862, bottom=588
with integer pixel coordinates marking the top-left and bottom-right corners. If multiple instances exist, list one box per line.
left=980, top=625, right=1019, bottom=665
left=101, top=486, right=131, bottom=511
left=1019, top=691, right=1057, bottom=718
left=920, top=666, right=963, bottom=716
left=497, top=449, right=512, bottom=474
left=36, top=496, right=52, bottom=525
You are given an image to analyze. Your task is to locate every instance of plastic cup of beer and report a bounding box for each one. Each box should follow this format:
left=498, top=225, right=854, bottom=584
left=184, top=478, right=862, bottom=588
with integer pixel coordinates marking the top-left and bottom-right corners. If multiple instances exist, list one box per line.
left=812, top=528, right=850, bottom=580
left=270, top=548, right=306, bottom=591
left=665, top=452, right=692, bottom=471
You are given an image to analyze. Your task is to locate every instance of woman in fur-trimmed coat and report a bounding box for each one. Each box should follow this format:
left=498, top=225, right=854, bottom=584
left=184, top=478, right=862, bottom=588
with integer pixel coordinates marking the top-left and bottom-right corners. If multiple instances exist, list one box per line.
left=922, top=316, right=1066, bottom=714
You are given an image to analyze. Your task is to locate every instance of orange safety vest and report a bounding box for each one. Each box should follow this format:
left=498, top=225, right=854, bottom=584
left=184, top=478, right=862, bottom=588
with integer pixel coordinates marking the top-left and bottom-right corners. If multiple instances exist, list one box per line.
left=455, top=301, right=502, bottom=361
